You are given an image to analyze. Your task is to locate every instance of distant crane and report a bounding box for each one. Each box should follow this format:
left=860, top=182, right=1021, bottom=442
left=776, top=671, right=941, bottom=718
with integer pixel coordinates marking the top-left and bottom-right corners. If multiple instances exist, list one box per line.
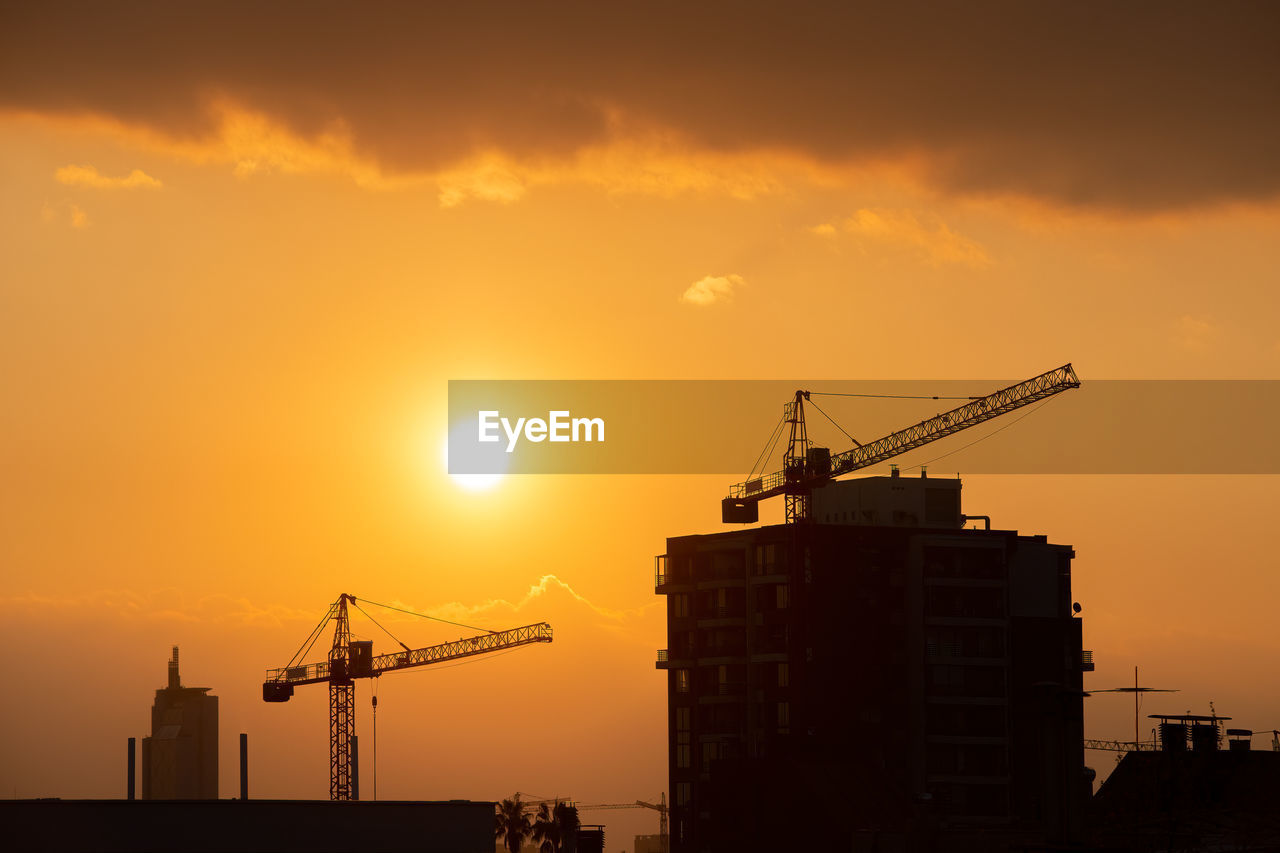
left=1084, top=738, right=1159, bottom=753
left=263, top=593, right=552, bottom=800
left=722, top=364, right=1081, bottom=524
left=577, top=795, right=669, bottom=853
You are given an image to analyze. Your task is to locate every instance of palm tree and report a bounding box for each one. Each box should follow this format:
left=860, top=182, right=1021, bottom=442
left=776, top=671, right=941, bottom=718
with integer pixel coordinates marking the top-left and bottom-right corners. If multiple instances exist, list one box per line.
left=531, top=800, right=580, bottom=853
left=495, top=795, right=532, bottom=853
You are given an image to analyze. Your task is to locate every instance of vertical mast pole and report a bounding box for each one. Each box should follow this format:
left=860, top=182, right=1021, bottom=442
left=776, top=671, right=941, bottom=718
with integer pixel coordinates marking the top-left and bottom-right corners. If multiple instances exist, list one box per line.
left=783, top=390, right=812, bottom=524
left=329, top=594, right=355, bottom=800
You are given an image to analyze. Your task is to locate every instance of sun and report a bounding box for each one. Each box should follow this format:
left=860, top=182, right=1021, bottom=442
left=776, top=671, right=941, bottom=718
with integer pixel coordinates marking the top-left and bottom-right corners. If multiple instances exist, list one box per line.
left=440, top=436, right=504, bottom=492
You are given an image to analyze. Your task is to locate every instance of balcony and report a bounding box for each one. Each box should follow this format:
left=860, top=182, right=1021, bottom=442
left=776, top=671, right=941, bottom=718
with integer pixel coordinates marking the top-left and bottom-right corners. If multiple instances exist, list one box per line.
left=656, top=649, right=669, bottom=670
left=1082, top=650, right=1095, bottom=671
left=655, top=554, right=671, bottom=592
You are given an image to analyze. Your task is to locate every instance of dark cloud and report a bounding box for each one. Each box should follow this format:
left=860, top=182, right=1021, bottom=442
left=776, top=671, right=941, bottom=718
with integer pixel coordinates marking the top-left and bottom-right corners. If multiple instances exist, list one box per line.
left=2, top=0, right=1277, bottom=210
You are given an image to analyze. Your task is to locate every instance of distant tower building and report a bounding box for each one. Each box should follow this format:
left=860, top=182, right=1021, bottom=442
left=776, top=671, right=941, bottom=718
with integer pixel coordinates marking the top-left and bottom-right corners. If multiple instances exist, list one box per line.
left=656, top=474, right=1092, bottom=852
left=142, top=646, right=218, bottom=799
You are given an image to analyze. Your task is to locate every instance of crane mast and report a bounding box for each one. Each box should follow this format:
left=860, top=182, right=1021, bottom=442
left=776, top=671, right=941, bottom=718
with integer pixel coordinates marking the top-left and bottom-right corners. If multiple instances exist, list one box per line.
left=329, top=595, right=355, bottom=800
left=264, top=593, right=553, bottom=800
left=723, top=363, right=1081, bottom=524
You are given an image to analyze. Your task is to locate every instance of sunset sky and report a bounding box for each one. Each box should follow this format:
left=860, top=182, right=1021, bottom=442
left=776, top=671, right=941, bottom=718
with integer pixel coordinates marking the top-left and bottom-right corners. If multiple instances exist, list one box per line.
left=2, top=1, right=1278, bottom=841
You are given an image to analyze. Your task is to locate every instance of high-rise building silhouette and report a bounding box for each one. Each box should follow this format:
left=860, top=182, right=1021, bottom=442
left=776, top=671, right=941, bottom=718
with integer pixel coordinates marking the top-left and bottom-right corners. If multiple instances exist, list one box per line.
left=656, top=473, right=1092, bottom=852
left=142, top=646, right=218, bottom=799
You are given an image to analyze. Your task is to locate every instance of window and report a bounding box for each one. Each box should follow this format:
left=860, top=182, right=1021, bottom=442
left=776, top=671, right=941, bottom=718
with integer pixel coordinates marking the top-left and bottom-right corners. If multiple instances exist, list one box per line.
left=754, top=543, right=778, bottom=575
left=776, top=584, right=789, bottom=609
left=702, top=741, right=722, bottom=767
left=777, top=701, right=790, bottom=730
left=676, top=782, right=691, bottom=806
left=925, top=586, right=1005, bottom=619
left=929, top=664, right=963, bottom=687
left=777, top=662, right=789, bottom=688
left=671, top=594, right=689, bottom=618
left=676, top=706, right=691, bottom=763
left=711, top=550, right=745, bottom=580
left=675, top=669, right=690, bottom=694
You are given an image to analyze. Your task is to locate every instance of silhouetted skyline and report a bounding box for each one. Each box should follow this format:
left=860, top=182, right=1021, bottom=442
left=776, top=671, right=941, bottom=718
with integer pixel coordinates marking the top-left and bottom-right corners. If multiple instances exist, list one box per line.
left=1, top=3, right=1278, bottom=848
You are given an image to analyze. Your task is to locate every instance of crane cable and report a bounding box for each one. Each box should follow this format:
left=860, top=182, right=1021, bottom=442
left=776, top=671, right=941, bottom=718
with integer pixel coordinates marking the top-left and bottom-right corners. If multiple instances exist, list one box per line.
left=798, top=387, right=1060, bottom=472
left=352, top=601, right=412, bottom=652
left=746, top=414, right=787, bottom=481
left=805, top=398, right=862, bottom=448
left=809, top=390, right=981, bottom=400
left=358, top=597, right=495, bottom=635
left=278, top=595, right=495, bottom=677
left=757, top=418, right=787, bottom=478
left=747, top=387, right=987, bottom=477
left=904, top=394, right=1061, bottom=471
left=282, top=601, right=338, bottom=671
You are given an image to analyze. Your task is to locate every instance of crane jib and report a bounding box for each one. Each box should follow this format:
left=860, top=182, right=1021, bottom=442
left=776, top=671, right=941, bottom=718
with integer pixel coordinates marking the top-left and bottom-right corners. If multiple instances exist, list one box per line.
left=727, top=364, right=1079, bottom=502
left=263, top=622, right=554, bottom=686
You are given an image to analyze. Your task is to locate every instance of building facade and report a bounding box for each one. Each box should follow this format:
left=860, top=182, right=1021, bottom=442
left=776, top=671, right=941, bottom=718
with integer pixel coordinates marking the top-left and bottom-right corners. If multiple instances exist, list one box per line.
left=142, top=646, right=219, bottom=799
left=656, top=474, right=1091, bottom=852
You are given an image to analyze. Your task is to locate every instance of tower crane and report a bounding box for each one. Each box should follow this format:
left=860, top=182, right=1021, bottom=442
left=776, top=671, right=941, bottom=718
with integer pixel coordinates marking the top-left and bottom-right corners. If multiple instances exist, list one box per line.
left=1084, top=738, right=1159, bottom=753
left=263, top=593, right=552, bottom=800
left=722, top=363, right=1081, bottom=524
left=577, top=795, right=669, bottom=853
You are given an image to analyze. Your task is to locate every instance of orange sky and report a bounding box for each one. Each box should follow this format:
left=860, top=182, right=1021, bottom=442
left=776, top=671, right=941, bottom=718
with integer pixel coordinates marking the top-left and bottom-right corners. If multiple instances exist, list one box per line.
left=2, top=2, right=1279, bottom=843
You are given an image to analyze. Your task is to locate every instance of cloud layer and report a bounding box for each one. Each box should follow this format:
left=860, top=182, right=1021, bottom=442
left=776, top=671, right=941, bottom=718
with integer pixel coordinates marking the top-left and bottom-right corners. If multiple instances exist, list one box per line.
left=54, top=164, right=162, bottom=189
left=681, top=274, right=743, bottom=306
left=816, top=209, right=991, bottom=268
left=3, top=1, right=1278, bottom=211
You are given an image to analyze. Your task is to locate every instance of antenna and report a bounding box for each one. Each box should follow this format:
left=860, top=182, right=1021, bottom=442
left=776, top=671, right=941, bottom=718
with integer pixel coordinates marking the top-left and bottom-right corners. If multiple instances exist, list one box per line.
left=1087, top=665, right=1178, bottom=747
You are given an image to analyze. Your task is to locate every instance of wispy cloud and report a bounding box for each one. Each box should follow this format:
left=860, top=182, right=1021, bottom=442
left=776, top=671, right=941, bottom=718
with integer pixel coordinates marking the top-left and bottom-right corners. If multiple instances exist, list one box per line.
left=680, top=273, right=743, bottom=306
left=1174, top=315, right=1222, bottom=352
left=383, top=574, right=652, bottom=629
left=3, top=589, right=315, bottom=627
left=1, top=574, right=652, bottom=631
left=55, top=164, right=163, bottom=189
left=41, top=200, right=91, bottom=227
left=815, top=208, right=991, bottom=268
